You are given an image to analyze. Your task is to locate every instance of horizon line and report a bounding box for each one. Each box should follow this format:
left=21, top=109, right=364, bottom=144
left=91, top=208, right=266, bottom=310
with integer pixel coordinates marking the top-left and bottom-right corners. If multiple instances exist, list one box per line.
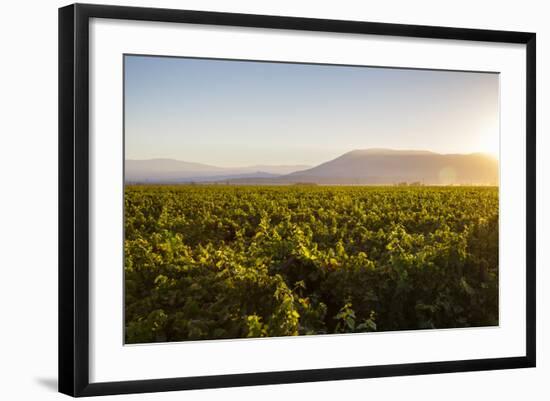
left=125, top=148, right=499, bottom=169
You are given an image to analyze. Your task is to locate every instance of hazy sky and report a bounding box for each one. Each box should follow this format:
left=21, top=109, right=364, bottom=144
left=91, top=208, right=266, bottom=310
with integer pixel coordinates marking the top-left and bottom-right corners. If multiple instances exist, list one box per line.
left=125, top=55, right=499, bottom=167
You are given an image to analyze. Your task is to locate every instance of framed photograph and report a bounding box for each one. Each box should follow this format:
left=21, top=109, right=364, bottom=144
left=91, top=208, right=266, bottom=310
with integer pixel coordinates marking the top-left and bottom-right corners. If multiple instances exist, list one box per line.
left=58, top=3, right=536, bottom=397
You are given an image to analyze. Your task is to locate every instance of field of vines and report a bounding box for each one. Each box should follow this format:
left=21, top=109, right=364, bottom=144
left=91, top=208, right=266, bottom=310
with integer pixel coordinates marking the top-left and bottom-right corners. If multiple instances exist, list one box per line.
left=124, top=185, right=499, bottom=343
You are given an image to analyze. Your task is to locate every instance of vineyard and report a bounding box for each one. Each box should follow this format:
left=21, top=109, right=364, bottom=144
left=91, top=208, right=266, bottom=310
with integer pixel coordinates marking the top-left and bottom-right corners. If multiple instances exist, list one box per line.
left=124, top=185, right=499, bottom=343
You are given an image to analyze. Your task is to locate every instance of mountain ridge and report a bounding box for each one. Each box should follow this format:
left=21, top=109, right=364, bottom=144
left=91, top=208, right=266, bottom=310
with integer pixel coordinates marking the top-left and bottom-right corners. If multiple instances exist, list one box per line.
left=125, top=149, right=499, bottom=185
left=125, top=158, right=312, bottom=183
left=283, top=148, right=498, bottom=185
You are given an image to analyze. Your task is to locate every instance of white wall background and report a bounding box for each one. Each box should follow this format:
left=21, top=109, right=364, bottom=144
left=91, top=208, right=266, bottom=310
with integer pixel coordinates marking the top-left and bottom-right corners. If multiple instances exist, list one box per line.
left=0, top=0, right=546, bottom=399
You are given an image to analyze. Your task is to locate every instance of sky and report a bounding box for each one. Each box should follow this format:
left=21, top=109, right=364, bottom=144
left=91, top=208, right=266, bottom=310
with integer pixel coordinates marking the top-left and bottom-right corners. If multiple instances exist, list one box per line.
left=124, top=55, right=499, bottom=167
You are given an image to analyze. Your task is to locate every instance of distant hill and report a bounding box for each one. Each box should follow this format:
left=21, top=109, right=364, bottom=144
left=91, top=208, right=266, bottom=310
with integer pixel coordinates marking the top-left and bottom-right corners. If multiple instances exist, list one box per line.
left=125, top=158, right=311, bottom=183
left=283, top=149, right=498, bottom=185
left=126, top=150, right=498, bottom=185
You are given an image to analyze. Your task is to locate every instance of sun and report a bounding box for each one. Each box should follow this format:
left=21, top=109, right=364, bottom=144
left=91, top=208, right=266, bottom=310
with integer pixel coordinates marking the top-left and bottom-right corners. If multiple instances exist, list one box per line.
left=478, top=128, right=500, bottom=159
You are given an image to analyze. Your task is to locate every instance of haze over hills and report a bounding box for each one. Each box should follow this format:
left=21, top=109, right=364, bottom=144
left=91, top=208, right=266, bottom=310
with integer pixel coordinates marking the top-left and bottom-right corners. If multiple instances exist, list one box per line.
left=125, top=159, right=311, bottom=183
left=283, top=149, right=498, bottom=185
left=125, top=149, right=499, bottom=185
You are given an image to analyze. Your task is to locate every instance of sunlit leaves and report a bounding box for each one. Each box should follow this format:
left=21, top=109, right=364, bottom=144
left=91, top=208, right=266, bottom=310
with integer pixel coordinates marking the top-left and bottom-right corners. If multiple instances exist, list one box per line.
left=124, top=185, right=499, bottom=343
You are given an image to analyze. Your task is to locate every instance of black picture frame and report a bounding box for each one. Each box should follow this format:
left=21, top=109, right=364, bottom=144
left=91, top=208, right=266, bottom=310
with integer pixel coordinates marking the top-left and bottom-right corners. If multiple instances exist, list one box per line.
left=59, top=3, right=536, bottom=397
